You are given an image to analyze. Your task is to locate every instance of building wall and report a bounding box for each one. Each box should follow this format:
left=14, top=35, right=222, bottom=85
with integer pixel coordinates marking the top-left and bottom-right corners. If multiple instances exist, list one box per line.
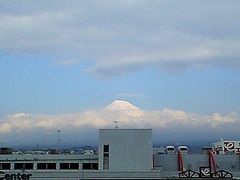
left=154, top=154, right=240, bottom=172
left=99, top=129, right=152, bottom=171
left=0, top=154, right=98, bottom=171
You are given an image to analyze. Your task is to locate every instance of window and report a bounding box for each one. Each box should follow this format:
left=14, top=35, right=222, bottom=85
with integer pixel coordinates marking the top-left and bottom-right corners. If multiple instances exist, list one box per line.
left=103, top=145, right=109, bottom=170
left=181, top=148, right=187, bottom=151
left=82, top=163, right=91, bottom=170
left=82, top=163, right=98, bottom=170
left=14, top=163, right=23, bottom=170
left=70, top=163, right=79, bottom=170
left=60, top=163, right=79, bottom=170
left=103, top=153, right=109, bottom=157
left=37, top=163, right=56, bottom=170
left=60, top=163, right=69, bottom=169
left=14, top=163, right=33, bottom=170
left=104, top=145, right=109, bottom=152
left=37, top=163, right=46, bottom=169
left=25, top=163, right=33, bottom=169
left=47, top=163, right=56, bottom=170
left=92, top=163, right=98, bottom=170
left=0, top=163, right=11, bottom=170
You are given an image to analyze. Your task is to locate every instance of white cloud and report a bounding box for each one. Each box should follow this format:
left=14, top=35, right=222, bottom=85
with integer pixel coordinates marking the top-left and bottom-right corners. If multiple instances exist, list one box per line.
left=8, top=113, right=30, bottom=118
left=0, top=1, right=240, bottom=76
left=0, top=100, right=239, bottom=143
left=211, top=112, right=236, bottom=123
left=0, top=123, right=12, bottom=134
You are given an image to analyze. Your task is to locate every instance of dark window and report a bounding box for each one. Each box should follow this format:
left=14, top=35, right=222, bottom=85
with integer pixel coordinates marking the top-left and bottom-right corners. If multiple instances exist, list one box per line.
left=82, top=163, right=98, bottom=170
left=37, top=163, right=56, bottom=170
left=14, top=163, right=33, bottom=170
left=47, top=163, right=56, bottom=170
left=103, top=145, right=109, bottom=170
left=180, top=148, right=187, bottom=151
left=37, top=163, right=46, bottom=169
left=70, top=163, right=79, bottom=169
left=24, top=163, right=33, bottom=169
left=82, top=163, right=91, bottom=170
left=14, top=163, right=24, bottom=170
left=103, top=153, right=109, bottom=157
left=59, top=163, right=79, bottom=170
left=60, top=163, right=69, bottom=169
left=0, top=163, right=11, bottom=170
left=103, top=145, right=109, bottom=152
left=92, top=163, right=98, bottom=170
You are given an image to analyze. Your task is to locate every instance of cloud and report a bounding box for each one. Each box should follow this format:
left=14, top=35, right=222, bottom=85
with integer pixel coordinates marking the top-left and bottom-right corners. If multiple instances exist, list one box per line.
left=0, top=1, right=240, bottom=77
left=0, top=100, right=239, bottom=144
left=0, top=123, right=12, bottom=134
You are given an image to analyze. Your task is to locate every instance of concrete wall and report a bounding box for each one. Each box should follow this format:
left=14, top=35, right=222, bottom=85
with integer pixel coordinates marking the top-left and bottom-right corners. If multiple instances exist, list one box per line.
left=154, top=154, right=240, bottom=177
left=99, top=129, right=152, bottom=171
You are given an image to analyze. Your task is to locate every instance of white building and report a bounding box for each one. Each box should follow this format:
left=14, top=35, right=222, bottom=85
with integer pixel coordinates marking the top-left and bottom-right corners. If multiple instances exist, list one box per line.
left=99, top=129, right=153, bottom=171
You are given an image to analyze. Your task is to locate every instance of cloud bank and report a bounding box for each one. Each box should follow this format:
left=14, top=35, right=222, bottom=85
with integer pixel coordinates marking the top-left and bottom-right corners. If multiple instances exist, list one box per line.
left=0, top=0, right=240, bottom=77
left=0, top=100, right=239, bottom=145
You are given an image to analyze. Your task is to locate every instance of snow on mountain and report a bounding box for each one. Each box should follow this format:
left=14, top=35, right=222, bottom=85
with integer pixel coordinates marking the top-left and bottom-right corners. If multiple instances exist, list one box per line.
left=105, top=100, right=140, bottom=111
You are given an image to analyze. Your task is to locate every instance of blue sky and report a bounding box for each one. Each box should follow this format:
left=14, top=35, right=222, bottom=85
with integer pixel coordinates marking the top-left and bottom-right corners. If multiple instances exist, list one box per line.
left=0, top=0, right=240, bottom=145
left=1, top=52, right=239, bottom=116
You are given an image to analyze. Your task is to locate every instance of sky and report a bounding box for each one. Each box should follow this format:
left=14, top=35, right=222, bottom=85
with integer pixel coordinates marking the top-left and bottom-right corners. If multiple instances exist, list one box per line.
left=0, top=0, right=240, bottom=147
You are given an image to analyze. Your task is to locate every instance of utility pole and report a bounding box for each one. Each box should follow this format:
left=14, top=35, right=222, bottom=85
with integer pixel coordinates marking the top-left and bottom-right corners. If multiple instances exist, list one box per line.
left=114, top=121, right=119, bottom=129
left=57, top=129, right=61, bottom=154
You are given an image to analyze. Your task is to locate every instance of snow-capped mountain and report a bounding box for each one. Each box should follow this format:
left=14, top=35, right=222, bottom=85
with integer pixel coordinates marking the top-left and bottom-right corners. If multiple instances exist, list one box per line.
left=105, top=100, right=140, bottom=111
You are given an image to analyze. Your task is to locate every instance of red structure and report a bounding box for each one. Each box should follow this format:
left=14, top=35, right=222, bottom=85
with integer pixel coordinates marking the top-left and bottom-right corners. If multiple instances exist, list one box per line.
left=178, top=151, right=184, bottom=172
left=208, top=151, right=217, bottom=173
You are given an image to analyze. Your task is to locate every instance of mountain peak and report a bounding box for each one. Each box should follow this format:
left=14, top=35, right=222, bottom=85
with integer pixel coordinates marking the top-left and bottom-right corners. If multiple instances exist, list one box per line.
left=105, top=100, right=140, bottom=111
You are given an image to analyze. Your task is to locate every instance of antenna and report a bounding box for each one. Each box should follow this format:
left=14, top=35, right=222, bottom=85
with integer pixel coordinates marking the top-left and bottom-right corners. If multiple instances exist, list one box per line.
left=114, top=121, right=119, bottom=129
left=57, top=129, right=61, bottom=143
left=57, top=129, right=61, bottom=154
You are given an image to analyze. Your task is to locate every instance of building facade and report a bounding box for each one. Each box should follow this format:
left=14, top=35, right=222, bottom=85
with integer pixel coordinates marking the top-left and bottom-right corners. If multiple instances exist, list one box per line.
left=99, top=129, right=153, bottom=171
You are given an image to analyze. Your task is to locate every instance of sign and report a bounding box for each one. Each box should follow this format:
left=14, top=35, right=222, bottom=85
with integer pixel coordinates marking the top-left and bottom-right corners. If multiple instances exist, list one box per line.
left=224, top=142, right=235, bottom=152
left=0, top=171, right=32, bottom=180
left=199, top=167, right=211, bottom=178
left=235, top=148, right=240, bottom=154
